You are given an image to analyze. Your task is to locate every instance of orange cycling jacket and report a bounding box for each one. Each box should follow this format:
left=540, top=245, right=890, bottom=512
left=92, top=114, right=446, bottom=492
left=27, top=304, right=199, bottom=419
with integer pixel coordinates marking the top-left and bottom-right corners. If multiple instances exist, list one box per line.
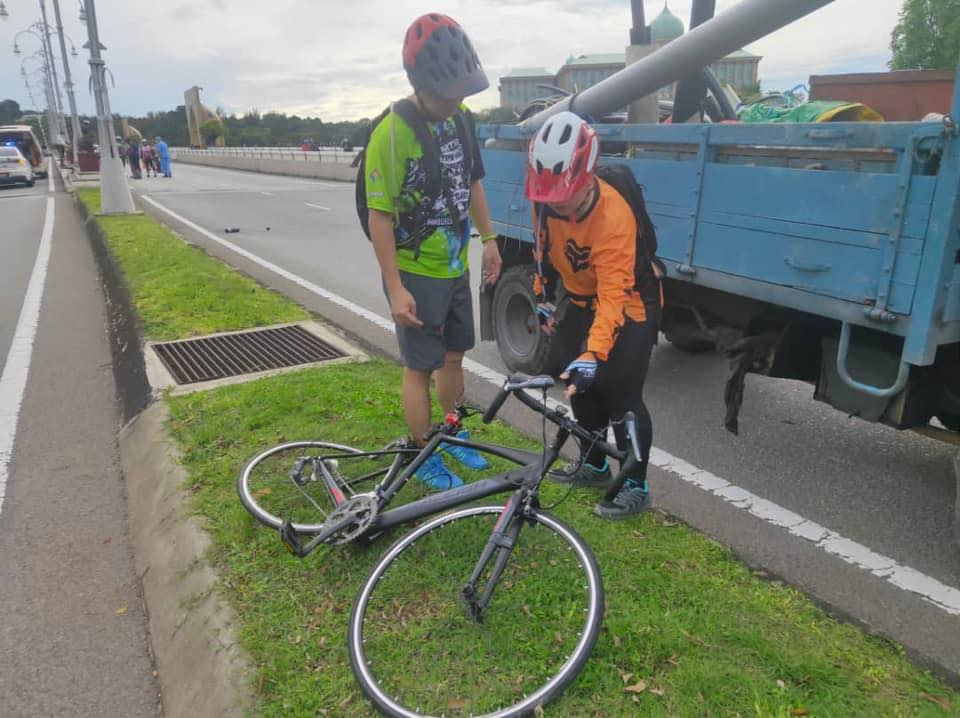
left=532, top=178, right=657, bottom=362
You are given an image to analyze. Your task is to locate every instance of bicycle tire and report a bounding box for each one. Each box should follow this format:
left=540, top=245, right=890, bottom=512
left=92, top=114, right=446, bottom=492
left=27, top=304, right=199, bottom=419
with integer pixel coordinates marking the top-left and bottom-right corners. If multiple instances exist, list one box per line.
left=238, top=441, right=373, bottom=532
left=348, top=505, right=604, bottom=717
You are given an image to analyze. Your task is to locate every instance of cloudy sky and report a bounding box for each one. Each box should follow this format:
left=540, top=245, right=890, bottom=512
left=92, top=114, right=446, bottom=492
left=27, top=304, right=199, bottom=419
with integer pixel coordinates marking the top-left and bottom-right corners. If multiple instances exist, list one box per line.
left=1, top=0, right=905, bottom=122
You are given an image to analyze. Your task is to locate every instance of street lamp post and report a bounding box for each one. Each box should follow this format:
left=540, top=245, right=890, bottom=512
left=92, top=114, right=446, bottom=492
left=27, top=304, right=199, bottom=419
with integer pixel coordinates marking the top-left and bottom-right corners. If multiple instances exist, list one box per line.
left=81, top=0, right=134, bottom=213
left=50, top=0, right=81, bottom=166
left=13, top=28, right=59, bottom=150
left=37, top=1, right=67, bottom=144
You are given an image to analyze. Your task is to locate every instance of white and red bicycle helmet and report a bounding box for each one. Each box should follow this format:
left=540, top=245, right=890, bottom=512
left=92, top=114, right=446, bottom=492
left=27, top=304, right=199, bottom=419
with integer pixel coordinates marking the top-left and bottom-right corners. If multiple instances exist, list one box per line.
left=524, top=111, right=599, bottom=204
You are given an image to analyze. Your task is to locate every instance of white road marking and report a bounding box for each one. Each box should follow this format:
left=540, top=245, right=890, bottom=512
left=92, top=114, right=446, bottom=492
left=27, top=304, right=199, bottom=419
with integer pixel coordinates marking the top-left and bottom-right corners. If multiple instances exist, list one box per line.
left=0, top=195, right=55, bottom=515
left=139, top=194, right=960, bottom=616
left=0, top=193, right=45, bottom=201
left=304, top=203, right=330, bottom=211
left=261, top=191, right=273, bottom=197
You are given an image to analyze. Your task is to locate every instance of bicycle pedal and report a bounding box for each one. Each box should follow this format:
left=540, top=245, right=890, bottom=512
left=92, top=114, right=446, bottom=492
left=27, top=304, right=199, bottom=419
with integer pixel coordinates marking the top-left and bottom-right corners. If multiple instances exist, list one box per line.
left=279, top=520, right=304, bottom=557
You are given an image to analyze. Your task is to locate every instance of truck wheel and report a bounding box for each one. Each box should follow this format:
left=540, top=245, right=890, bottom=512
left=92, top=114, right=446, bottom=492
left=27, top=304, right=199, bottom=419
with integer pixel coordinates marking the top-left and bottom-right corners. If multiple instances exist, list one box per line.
left=493, top=266, right=552, bottom=374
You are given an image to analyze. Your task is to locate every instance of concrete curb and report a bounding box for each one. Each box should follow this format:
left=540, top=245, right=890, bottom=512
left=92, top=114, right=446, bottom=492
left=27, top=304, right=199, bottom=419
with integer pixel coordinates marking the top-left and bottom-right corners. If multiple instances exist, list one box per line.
left=119, top=402, right=256, bottom=718
left=72, top=194, right=258, bottom=717
left=74, top=193, right=153, bottom=422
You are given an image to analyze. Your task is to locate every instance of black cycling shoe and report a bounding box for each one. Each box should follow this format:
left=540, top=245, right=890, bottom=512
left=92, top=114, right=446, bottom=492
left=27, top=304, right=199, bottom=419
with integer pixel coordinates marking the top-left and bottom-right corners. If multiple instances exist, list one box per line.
left=549, top=460, right=612, bottom=488
left=593, top=479, right=650, bottom=520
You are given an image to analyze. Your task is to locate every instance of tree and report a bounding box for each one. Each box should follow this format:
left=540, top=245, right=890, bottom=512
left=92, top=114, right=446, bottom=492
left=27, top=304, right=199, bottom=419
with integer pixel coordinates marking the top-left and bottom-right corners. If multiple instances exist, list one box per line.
left=890, top=0, right=960, bottom=70
left=0, top=99, right=23, bottom=124
left=475, top=106, right=518, bottom=124
left=199, top=118, right=226, bottom=147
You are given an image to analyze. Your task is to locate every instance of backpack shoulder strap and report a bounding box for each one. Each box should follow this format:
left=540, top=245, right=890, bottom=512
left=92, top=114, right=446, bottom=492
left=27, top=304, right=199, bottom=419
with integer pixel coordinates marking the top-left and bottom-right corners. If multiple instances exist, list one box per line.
left=451, top=107, right=475, bottom=181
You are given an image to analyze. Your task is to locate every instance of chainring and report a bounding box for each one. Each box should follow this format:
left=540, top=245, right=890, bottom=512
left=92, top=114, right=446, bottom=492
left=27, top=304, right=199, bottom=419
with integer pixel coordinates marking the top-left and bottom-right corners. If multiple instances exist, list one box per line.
left=323, top=494, right=379, bottom=545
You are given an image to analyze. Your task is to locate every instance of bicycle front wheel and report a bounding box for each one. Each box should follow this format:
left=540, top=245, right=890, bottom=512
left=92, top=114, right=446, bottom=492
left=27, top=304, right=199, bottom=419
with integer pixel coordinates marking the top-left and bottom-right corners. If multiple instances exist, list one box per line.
left=238, top=441, right=382, bottom=532
left=348, top=505, right=604, bottom=717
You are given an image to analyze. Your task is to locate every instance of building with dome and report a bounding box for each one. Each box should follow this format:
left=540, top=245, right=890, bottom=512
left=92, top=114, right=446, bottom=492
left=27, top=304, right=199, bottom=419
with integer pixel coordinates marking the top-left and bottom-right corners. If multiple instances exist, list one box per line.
left=498, top=2, right=761, bottom=109
left=650, top=3, right=685, bottom=44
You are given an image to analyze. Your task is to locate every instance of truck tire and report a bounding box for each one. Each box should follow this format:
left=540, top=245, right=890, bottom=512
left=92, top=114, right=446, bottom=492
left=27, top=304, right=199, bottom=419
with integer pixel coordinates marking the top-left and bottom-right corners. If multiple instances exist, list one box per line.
left=493, top=265, right=552, bottom=374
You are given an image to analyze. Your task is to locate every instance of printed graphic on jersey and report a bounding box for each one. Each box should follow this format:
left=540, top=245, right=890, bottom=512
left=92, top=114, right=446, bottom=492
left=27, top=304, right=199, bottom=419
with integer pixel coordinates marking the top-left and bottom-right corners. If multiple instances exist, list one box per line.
left=565, top=238, right=591, bottom=272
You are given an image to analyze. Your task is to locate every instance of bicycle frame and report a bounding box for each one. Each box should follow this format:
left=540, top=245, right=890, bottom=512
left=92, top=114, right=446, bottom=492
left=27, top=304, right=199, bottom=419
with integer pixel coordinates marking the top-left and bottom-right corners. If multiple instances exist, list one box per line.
left=284, top=382, right=631, bottom=558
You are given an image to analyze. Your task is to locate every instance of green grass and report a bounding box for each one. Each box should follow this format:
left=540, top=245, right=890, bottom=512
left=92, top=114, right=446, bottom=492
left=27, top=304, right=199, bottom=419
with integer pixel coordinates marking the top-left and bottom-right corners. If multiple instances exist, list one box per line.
left=76, top=188, right=307, bottom=340
left=166, top=361, right=960, bottom=717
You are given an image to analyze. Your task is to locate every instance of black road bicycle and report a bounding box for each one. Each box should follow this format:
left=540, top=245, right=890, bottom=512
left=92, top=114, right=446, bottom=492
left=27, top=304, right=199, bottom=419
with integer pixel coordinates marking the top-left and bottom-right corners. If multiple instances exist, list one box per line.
left=238, top=374, right=645, bottom=717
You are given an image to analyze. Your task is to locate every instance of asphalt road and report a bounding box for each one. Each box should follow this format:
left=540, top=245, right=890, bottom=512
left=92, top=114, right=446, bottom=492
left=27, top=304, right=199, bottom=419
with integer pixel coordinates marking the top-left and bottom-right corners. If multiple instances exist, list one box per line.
left=136, top=162, right=960, bottom=681
left=0, top=174, right=158, bottom=715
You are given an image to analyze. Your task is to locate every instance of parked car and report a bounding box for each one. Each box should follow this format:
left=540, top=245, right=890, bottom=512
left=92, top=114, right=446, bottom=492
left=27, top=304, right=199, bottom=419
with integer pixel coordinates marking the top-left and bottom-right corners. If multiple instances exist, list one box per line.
left=300, top=139, right=320, bottom=151
left=0, top=125, right=47, bottom=178
left=0, top=146, right=35, bottom=187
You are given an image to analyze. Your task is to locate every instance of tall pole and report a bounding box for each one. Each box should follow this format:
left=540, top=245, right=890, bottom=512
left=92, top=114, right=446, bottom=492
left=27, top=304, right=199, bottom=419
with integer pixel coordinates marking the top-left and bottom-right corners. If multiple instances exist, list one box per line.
left=82, top=0, right=134, bottom=213
left=50, top=0, right=80, bottom=166
left=37, top=1, right=66, bottom=143
left=36, top=39, right=58, bottom=149
left=527, top=0, right=836, bottom=128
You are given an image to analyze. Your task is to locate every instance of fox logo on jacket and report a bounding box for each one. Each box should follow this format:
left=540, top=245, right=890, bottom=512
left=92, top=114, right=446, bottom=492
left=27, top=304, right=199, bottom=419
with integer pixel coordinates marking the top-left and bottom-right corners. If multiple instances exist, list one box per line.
left=564, top=239, right=591, bottom=272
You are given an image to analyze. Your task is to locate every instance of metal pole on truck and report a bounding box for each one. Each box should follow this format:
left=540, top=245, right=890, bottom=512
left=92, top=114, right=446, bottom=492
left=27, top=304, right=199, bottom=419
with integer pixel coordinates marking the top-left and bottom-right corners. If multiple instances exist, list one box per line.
left=525, top=0, right=836, bottom=129
left=80, top=0, right=134, bottom=213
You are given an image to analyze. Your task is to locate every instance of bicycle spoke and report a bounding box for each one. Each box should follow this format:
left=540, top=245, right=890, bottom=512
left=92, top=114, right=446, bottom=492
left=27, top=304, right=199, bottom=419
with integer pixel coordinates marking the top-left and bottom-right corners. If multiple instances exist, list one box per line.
left=353, top=508, right=601, bottom=717
left=240, top=442, right=393, bottom=531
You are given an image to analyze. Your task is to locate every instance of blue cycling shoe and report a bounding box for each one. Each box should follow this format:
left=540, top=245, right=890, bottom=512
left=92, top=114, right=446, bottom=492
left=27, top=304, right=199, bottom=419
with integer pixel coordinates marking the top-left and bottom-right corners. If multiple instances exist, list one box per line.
left=439, top=430, right=490, bottom=470
left=414, top=454, right=463, bottom=491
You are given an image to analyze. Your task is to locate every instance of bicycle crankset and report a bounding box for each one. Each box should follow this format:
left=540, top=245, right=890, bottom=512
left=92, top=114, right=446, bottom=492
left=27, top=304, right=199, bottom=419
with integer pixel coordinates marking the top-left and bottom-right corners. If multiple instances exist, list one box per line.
left=322, top=495, right=379, bottom=545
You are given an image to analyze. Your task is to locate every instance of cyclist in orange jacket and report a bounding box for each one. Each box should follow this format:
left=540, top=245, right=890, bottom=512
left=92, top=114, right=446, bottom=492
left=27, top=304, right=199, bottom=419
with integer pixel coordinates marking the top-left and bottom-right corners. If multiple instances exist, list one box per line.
left=525, top=111, right=661, bottom=519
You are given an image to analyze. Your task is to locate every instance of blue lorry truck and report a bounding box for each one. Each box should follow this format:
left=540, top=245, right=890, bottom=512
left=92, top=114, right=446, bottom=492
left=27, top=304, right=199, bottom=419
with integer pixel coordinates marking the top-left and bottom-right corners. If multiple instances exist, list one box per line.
left=476, top=1, right=960, bottom=541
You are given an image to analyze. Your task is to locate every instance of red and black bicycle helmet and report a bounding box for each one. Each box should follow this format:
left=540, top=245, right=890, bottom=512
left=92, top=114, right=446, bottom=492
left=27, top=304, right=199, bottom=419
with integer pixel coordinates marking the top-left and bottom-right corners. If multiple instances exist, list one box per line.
left=402, top=13, right=489, bottom=100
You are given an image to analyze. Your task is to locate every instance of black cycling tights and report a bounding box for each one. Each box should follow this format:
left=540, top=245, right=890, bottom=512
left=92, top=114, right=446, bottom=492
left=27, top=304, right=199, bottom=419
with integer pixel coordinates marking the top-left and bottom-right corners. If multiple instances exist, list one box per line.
left=546, top=304, right=658, bottom=500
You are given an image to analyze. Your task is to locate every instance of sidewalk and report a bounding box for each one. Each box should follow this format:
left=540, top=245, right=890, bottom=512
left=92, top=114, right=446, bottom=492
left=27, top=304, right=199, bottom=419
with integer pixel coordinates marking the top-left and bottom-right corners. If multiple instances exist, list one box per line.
left=0, top=178, right=159, bottom=716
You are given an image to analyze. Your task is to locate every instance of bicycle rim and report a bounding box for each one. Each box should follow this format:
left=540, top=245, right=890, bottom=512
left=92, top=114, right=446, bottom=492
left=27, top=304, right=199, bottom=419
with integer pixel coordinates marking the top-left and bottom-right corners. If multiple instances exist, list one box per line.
left=238, top=441, right=380, bottom=532
left=348, top=505, right=604, bottom=717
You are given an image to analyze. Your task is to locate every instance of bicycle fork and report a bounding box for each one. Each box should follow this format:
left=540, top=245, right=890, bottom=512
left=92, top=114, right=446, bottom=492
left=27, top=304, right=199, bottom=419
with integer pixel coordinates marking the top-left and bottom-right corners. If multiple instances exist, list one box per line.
left=461, top=493, right=524, bottom=623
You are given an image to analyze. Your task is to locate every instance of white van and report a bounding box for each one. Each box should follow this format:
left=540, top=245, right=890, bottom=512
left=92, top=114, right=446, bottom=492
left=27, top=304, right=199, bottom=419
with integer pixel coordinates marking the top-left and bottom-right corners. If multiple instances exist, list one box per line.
left=0, top=125, right=48, bottom=178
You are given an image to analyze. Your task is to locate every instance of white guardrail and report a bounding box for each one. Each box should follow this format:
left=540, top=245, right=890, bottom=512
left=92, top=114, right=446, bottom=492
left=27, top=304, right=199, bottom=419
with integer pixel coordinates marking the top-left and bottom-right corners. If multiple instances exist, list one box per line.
left=171, top=147, right=360, bottom=164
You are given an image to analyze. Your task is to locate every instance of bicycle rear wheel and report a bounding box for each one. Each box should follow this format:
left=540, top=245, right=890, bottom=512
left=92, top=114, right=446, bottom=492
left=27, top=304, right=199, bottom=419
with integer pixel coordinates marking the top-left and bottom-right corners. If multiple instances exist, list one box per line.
left=348, top=505, right=604, bottom=717
left=238, top=441, right=389, bottom=532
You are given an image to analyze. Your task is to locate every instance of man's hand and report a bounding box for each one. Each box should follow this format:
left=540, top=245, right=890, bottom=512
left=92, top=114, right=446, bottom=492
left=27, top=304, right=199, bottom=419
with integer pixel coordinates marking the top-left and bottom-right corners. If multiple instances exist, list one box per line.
left=389, top=285, right=424, bottom=328
left=481, top=240, right=502, bottom=287
left=536, top=302, right=557, bottom=335
left=560, top=352, right=599, bottom=398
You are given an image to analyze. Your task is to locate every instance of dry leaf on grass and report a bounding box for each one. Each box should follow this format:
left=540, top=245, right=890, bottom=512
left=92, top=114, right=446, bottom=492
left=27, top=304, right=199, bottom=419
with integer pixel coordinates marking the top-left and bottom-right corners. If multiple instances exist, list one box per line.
left=624, top=680, right=647, bottom=694
left=448, top=698, right=468, bottom=710
left=777, top=679, right=787, bottom=689
left=921, top=694, right=953, bottom=711
left=619, top=670, right=633, bottom=685
left=612, top=634, right=622, bottom=647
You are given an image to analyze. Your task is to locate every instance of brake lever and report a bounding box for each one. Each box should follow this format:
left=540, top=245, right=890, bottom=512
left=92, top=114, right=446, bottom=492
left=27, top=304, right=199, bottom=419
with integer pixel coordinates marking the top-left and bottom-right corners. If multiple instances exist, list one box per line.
left=622, top=411, right=642, bottom=462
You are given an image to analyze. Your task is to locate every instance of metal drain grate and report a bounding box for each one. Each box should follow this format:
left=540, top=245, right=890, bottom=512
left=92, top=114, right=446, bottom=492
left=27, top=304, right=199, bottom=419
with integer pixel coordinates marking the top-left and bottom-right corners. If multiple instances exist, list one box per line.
left=152, top=325, right=345, bottom=385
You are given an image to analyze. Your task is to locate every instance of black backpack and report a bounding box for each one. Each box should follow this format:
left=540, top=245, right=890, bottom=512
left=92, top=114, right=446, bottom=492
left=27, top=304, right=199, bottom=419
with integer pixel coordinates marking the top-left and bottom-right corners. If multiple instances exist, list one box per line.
left=354, top=99, right=475, bottom=259
left=595, top=164, right=660, bottom=278
left=534, top=163, right=662, bottom=306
